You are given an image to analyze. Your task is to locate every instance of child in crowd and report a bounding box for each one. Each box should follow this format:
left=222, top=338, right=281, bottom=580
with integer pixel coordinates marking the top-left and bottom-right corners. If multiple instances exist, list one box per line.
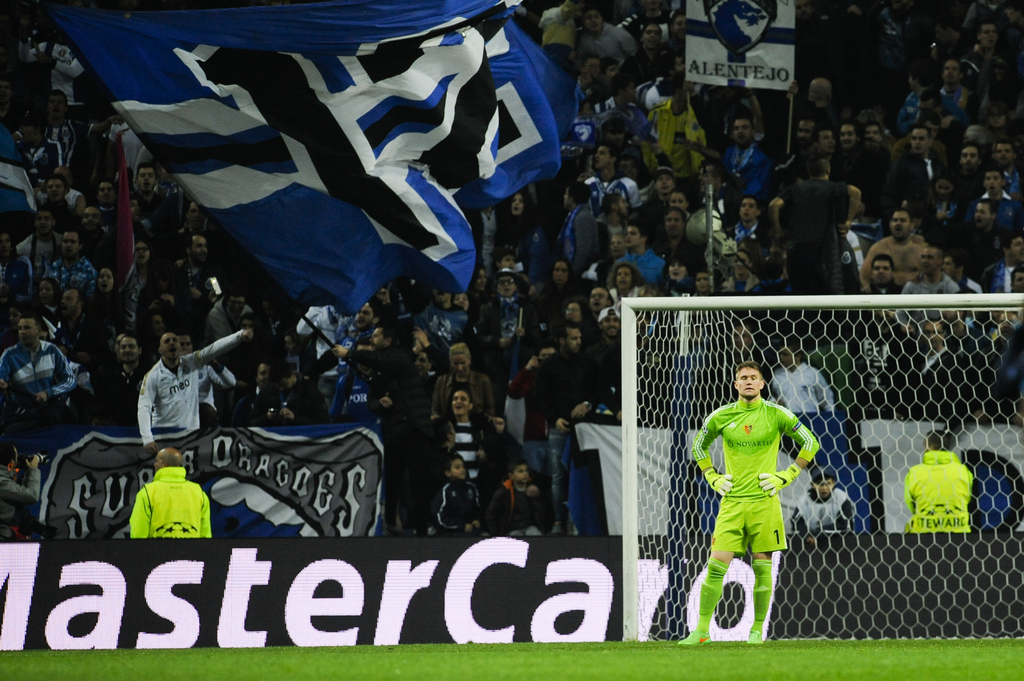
left=485, top=457, right=545, bottom=536
left=431, top=453, right=482, bottom=536
left=493, top=245, right=522, bottom=275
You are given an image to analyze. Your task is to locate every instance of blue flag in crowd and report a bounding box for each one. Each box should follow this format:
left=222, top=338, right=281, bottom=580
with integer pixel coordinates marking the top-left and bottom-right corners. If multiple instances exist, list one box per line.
left=0, top=125, right=36, bottom=214
left=47, top=0, right=576, bottom=312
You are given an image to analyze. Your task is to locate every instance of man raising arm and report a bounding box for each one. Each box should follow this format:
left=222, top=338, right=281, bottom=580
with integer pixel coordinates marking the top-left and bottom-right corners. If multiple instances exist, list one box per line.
left=137, top=328, right=254, bottom=455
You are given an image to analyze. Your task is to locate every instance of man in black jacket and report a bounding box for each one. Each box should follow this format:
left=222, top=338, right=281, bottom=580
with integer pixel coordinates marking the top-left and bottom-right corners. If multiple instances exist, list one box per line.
left=534, top=323, right=600, bottom=533
left=250, top=360, right=328, bottom=426
left=475, top=269, right=542, bottom=408
left=334, top=325, right=439, bottom=535
left=58, top=288, right=111, bottom=372
left=881, top=123, right=945, bottom=216
left=93, top=334, right=146, bottom=426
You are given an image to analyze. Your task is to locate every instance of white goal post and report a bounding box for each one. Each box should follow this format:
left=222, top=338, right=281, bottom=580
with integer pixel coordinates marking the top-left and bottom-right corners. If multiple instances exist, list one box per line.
left=621, top=293, right=1024, bottom=642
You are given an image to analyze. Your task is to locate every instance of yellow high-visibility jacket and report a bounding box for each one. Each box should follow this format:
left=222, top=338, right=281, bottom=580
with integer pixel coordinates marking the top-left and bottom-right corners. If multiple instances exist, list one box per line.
left=130, top=466, right=211, bottom=538
left=904, top=449, right=972, bottom=534
left=644, top=98, right=706, bottom=179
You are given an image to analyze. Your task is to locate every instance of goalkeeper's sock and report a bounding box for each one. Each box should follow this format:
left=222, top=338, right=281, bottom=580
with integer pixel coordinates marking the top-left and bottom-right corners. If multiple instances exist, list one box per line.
left=696, top=557, right=729, bottom=633
left=751, top=559, right=773, bottom=636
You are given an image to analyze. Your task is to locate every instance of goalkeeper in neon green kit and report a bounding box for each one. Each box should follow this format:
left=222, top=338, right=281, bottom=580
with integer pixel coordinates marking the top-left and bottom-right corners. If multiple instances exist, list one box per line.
left=680, top=361, right=820, bottom=645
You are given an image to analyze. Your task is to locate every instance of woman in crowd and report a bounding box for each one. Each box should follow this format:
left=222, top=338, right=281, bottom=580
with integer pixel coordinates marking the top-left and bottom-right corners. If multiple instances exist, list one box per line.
left=431, top=342, right=495, bottom=422
left=466, top=265, right=490, bottom=328
left=0, top=304, right=23, bottom=352
left=138, top=259, right=190, bottom=338
left=723, top=244, right=762, bottom=293
left=89, top=267, right=122, bottom=353
left=33, top=277, right=61, bottom=330
left=608, top=260, right=644, bottom=307
left=121, top=239, right=152, bottom=335
left=597, top=192, right=629, bottom=254
left=535, top=257, right=580, bottom=332
left=499, top=191, right=549, bottom=294
left=666, top=257, right=695, bottom=296
left=558, top=295, right=599, bottom=348
left=446, top=388, right=505, bottom=507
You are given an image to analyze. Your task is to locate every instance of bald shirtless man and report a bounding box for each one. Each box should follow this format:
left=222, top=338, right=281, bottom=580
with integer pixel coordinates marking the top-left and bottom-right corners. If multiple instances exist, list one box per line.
left=859, top=208, right=928, bottom=290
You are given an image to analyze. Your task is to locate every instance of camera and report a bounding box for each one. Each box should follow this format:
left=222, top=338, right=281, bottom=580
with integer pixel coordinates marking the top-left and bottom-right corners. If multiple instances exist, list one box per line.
left=17, top=514, right=56, bottom=540
left=17, top=450, right=48, bottom=468
left=205, top=277, right=222, bottom=297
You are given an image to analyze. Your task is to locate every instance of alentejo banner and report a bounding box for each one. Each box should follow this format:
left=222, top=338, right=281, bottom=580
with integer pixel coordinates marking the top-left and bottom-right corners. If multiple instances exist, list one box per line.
left=685, top=0, right=794, bottom=91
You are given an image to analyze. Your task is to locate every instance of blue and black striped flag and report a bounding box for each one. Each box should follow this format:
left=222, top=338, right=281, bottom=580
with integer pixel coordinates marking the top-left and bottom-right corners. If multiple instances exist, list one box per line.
left=48, top=0, right=576, bottom=312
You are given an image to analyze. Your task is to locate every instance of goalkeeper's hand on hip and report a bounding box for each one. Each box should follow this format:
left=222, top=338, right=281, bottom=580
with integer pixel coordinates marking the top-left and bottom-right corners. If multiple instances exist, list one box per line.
left=704, top=469, right=733, bottom=497
left=758, top=464, right=801, bottom=496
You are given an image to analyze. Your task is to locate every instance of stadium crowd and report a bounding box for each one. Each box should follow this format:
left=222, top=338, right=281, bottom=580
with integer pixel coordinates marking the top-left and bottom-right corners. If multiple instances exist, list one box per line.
left=0, top=0, right=1021, bottom=536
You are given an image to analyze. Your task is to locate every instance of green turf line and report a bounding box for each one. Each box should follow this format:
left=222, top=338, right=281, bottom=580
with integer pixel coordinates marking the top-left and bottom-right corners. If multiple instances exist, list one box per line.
left=3, top=640, right=1023, bottom=681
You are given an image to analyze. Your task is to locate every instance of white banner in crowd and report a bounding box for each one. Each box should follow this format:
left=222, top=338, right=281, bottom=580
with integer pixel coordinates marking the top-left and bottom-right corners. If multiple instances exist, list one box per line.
left=581, top=423, right=808, bottom=536
left=685, top=0, right=794, bottom=91
left=577, top=423, right=671, bottom=536
left=584, top=420, right=1024, bottom=537
left=861, top=420, right=1024, bottom=533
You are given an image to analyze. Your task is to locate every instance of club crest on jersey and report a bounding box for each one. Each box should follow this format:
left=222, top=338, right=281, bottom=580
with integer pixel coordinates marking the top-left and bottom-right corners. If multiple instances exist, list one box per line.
left=744, top=425, right=753, bottom=434
left=703, top=0, right=777, bottom=56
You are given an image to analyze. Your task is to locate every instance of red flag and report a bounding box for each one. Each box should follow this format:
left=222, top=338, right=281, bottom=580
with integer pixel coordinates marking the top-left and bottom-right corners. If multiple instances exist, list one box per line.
left=115, top=133, right=134, bottom=288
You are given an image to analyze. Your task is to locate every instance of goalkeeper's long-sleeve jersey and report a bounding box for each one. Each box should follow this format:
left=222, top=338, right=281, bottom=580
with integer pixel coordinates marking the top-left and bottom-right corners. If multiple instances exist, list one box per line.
left=692, top=398, right=820, bottom=502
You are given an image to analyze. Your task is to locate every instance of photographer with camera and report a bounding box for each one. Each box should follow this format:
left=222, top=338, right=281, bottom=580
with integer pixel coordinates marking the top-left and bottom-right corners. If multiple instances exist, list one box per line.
left=0, top=442, right=41, bottom=541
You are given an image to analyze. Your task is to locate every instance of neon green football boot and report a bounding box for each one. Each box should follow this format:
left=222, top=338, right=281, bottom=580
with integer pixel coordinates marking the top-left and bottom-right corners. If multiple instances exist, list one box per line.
left=678, top=630, right=711, bottom=645
left=747, top=630, right=764, bottom=645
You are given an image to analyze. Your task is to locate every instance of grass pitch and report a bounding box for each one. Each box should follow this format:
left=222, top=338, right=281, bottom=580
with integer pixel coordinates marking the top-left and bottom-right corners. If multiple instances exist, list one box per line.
left=3, top=639, right=1022, bottom=681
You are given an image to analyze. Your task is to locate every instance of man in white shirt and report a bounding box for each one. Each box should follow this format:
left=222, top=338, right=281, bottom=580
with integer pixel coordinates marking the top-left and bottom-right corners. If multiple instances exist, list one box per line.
left=585, top=144, right=641, bottom=216
left=137, top=328, right=253, bottom=454
left=771, top=343, right=834, bottom=414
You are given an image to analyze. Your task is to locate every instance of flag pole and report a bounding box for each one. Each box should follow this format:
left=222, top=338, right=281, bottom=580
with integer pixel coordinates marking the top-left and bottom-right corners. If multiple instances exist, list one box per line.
left=786, top=87, right=795, bottom=156
left=115, top=133, right=135, bottom=290
left=300, top=312, right=338, bottom=349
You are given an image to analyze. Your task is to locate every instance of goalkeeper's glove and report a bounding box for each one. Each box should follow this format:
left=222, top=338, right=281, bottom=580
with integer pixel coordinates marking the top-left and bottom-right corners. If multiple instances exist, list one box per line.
left=758, top=464, right=802, bottom=497
left=703, top=469, right=733, bottom=497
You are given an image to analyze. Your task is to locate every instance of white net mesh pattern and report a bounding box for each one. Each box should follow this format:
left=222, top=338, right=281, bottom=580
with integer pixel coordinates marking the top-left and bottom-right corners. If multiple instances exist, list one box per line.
left=628, top=297, right=1024, bottom=640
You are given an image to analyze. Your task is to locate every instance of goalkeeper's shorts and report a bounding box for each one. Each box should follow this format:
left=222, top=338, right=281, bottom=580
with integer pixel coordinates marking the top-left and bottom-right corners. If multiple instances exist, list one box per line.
left=712, top=496, right=787, bottom=554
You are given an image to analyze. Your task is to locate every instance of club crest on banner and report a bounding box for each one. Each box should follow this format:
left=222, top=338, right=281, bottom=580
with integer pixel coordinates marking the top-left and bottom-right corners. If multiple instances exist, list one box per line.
left=686, top=0, right=792, bottom=91
left=702, top=0, right=777, bottom=55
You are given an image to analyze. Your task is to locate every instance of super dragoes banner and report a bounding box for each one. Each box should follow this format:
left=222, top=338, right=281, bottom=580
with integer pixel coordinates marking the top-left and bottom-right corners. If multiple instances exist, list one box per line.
left=4, top=425, right=383, bottom=539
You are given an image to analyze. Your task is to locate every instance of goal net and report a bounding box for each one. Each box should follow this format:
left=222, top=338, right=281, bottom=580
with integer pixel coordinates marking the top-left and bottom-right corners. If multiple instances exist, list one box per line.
left=620, top=294, right=1024, bottom=641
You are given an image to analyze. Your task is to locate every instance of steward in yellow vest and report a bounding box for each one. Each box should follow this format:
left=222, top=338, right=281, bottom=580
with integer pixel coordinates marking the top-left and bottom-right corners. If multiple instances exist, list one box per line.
left=130, top=447, right=211, bottom=538
left=904, top=432, right=973, bottom=534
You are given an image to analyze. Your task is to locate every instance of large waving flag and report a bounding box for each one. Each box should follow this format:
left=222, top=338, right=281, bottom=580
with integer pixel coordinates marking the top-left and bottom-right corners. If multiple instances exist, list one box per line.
left=48, top=0, right=576, bottom=312
left=0, top=125, right=36, bottom=214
